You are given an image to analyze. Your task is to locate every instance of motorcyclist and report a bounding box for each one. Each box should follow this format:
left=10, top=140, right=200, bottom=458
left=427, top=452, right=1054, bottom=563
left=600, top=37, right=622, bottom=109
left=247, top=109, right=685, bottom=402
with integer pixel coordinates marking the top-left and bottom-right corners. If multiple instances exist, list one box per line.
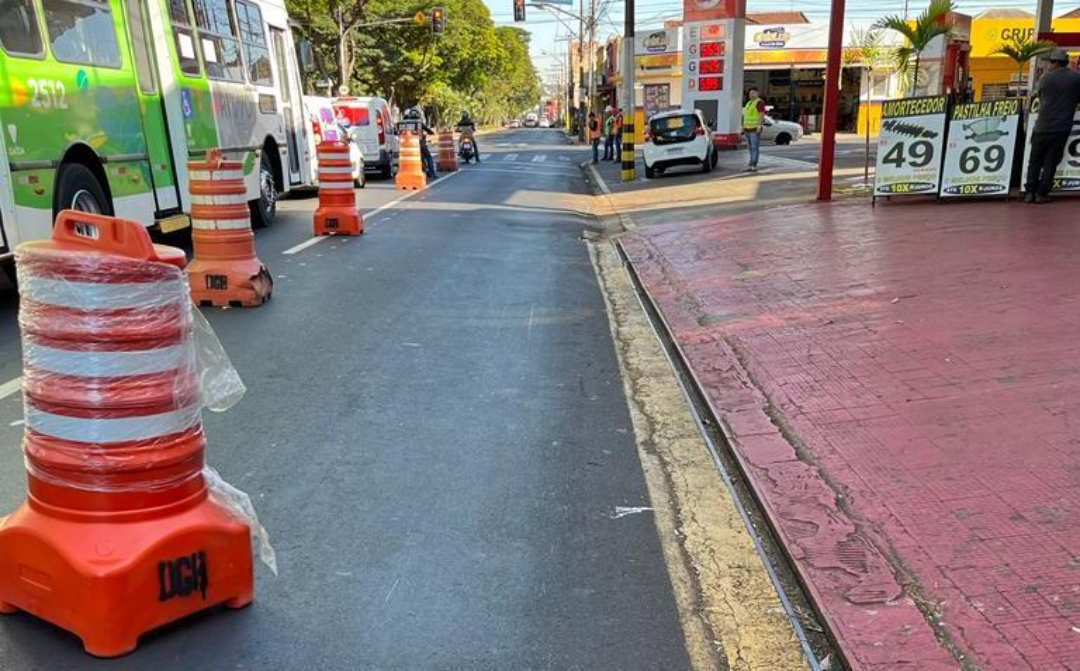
left=456, top=111, right=481, bottom=163
left=403, top=107, right=437, bottom=179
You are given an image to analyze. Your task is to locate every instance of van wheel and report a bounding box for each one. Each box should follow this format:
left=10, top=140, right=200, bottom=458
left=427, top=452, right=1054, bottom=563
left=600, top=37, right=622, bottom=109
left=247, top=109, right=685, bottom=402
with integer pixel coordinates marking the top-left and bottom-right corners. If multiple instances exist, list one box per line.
left=249, top=152, right=276, bottom=229
left=56, top=162, right=111, bottom=217
left=379, top=163, right=393, bottom=179
left=776, top=133, right=792, bottom=145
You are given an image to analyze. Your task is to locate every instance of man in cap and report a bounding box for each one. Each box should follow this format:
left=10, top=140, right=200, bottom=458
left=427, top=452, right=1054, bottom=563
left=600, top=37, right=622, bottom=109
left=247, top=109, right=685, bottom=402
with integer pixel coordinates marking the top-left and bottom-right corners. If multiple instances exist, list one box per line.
left=1025, top=48, right=1080, bottom=204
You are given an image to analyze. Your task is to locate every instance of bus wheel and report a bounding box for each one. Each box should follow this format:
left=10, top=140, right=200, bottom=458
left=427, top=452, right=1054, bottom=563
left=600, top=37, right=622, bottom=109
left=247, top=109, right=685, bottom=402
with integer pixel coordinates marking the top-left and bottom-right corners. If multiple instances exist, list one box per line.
left=250, top=152, right=277, bottom=229
left=57, top=163, right=110, bottom=216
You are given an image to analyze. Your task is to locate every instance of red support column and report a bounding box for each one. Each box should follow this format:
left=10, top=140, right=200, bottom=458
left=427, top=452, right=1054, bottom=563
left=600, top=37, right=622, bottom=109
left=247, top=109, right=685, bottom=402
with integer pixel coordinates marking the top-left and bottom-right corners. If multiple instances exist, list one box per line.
left=816, top=0, right=846, bottom=202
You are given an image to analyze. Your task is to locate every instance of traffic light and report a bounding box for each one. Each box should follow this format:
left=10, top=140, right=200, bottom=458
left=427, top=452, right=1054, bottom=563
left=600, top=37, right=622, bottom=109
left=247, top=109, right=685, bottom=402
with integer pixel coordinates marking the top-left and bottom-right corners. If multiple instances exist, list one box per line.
left=513, top=0, right=525, bottom=22
left=431, top=6, right=446, bottom=33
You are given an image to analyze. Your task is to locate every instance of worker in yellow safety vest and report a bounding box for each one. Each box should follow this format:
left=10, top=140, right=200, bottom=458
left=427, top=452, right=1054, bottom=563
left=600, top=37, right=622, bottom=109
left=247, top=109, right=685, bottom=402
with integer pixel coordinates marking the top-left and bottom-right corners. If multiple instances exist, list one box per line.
left=743, top=88, right=767, bottom=173
left=588, top=111, right=602, bottom=164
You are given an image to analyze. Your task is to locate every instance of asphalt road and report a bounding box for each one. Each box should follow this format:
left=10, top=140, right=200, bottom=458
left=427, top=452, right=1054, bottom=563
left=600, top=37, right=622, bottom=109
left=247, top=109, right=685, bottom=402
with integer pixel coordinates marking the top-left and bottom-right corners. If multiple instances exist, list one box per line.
left=0, top=130, right=690, bottom=669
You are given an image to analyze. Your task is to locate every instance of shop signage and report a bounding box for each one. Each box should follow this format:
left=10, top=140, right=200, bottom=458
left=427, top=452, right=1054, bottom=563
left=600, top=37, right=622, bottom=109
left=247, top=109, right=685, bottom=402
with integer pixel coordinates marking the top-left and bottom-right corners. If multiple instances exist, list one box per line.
left=640, top=30, right=670, bottom=53
left=644, top=84, right=671, bottom=118
left=939, top=99, right=1021, bottom=198
left=753, top=27, right=790, bottom=48
left=1021, top=99, right=1080, bottom=193
left=874, top=95, right=949, bottom=198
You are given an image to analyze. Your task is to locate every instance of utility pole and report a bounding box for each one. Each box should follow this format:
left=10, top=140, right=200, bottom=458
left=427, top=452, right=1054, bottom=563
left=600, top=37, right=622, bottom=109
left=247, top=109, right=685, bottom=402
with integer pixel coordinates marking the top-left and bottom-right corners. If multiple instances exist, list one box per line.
left=620, top=0, right=634, bottom=181
left=587, top=0, right=596, bottom=114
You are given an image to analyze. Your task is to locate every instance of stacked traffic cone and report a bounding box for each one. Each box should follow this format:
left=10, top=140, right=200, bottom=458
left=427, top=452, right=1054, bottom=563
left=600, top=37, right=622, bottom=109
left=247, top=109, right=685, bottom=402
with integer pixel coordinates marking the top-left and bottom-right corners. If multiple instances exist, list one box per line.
left=314, top=140, right=363, bottom=236
left=0, top=211, right=254, bottom=657
left=395, top=131, right=427, bottom=191
left=185, top=149, right=272, bottom=308
left=436, top=130, right=457, bottom=173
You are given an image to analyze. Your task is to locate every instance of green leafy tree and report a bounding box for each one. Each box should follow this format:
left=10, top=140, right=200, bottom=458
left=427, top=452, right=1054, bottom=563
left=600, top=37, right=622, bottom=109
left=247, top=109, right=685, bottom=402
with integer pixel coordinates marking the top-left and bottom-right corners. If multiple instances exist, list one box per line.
left=992, top=34, right=1056, bottom=100
left=875, top=0, right=955, bottom=93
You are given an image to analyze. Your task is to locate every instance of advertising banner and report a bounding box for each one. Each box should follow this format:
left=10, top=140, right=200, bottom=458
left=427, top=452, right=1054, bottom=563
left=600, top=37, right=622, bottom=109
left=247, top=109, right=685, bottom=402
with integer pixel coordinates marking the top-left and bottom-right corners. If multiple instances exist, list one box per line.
left=939, top=99, right=1021, bottom=198
left=874, top=95, right=949, bottom=197
left=1021, top=99, right=1080, bottom=193
left=644, top=84, right=671, bottom=119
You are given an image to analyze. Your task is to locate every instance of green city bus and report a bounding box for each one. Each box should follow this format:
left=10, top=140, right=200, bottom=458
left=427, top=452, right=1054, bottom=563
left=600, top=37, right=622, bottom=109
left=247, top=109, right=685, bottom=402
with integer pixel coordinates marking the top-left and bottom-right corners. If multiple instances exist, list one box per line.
left=0, top=0, right=316, bottom=280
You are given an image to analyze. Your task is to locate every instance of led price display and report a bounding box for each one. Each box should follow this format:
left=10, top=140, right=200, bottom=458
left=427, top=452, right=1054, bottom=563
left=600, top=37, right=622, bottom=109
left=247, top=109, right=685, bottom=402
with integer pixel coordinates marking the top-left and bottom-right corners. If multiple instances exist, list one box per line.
left=699, top=41, right=724, bottom=58
left=698, top=59, right=722, bottom=74
left=698, top=76, right=722, bottom=91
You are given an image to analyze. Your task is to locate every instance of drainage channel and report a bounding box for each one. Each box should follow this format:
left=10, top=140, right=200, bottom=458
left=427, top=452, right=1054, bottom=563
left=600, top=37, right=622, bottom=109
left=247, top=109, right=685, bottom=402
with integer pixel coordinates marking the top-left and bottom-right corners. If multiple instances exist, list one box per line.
left=613, top=239, right=841, bottom=671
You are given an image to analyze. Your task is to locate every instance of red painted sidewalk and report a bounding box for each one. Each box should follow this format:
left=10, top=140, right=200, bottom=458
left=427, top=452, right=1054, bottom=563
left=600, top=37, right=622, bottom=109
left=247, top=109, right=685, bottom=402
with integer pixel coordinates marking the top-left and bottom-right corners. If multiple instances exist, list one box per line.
left=622, top=200, right=1080, bottom=671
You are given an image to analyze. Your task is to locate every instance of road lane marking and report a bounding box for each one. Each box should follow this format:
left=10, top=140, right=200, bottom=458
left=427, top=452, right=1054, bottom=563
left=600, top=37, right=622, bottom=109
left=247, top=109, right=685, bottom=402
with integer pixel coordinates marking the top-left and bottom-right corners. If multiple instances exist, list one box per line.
left=282, top=171, right=462, bottom=255
left=531, top=154, right=547, bottom=163
left=0, top=377, right=21, bottom=401
left=504, top=153, right=518, bottom=162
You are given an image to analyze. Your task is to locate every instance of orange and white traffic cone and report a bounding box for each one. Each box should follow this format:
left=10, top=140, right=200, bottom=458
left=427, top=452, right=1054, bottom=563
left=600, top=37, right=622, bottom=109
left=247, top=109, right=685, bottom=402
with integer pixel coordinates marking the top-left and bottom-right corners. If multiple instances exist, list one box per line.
left=185, top=150, right=272, bottom=308
left=0, top=211, right=254, bottom=657
left=395, top=131, right=427, bottom=191
left=437, top=130, right=458, bottom=173
left=314, top=140, right=363, bottom=236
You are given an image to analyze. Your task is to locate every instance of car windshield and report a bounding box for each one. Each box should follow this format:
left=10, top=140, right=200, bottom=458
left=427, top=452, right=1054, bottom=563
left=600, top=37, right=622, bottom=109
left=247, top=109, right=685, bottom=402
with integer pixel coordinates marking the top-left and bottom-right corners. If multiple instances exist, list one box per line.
left=335, top=106, right=370, bottom=126
left=650, top=115, right=699, bottom=142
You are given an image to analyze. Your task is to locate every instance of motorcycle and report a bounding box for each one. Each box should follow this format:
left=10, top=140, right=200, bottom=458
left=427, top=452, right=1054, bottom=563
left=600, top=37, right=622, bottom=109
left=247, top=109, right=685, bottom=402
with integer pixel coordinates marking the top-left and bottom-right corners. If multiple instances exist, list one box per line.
left=458, top=137, right=476, bottom=164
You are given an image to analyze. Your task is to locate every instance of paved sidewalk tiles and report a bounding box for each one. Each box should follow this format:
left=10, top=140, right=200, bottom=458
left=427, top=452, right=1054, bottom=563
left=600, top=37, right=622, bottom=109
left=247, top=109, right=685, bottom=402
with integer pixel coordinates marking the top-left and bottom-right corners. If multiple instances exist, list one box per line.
left=621, top=199, right=1080, bottom=671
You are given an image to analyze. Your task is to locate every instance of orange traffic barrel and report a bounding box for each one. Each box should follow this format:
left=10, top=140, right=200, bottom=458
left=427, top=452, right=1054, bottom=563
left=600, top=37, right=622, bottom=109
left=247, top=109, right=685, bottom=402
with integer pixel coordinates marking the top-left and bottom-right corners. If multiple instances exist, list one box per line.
left=186, top=149, right=272, bottom=307
left=395, top=131, right=427, bottom=191
left=314, top=140, right=363, bottom=236
left=436, top=130, right=457, bottom=173
left=0, top=211, right=254, bottom=657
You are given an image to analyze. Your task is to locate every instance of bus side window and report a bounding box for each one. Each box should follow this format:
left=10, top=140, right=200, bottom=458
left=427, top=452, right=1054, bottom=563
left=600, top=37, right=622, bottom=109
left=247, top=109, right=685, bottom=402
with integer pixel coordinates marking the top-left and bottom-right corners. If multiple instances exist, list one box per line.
left=235, top=0, right=271, bottom=86
left=41, top=0, right=122, bottom=68
left=167, top=0, right=200, bottom=76
left=192, top=0, right=243, bottom=82
left=0, top=0, right=45, bottom=58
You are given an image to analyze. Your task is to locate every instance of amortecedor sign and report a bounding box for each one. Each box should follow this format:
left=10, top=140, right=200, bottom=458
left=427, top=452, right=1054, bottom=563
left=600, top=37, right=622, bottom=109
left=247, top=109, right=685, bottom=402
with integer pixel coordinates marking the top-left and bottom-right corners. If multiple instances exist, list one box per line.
left=874, top=96, right=949, bottom=198
left=939, top=99, right=1021, bottom=198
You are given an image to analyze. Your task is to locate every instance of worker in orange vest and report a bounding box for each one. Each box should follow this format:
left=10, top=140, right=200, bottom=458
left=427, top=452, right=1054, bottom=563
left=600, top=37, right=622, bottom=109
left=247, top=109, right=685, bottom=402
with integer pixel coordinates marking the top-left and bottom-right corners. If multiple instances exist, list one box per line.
left=588, top=111, right=602, bottom=164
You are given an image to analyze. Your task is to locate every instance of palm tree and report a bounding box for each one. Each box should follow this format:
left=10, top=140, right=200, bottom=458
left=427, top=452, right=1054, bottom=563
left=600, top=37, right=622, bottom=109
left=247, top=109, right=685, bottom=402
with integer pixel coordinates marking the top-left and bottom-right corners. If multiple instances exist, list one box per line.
left=992, top=34, right=1056, bottom=100
left=874, top=0, right=955, bottom=94
left=846, top=28, right=895, bottom=184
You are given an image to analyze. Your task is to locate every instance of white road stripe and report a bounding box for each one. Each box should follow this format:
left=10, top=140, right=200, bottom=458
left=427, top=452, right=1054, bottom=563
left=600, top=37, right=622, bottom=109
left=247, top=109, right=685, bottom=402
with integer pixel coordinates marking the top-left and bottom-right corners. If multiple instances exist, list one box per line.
left=0, top=377, right=21, bottom=401
left=282, top=170, right=463, bottom=255
left=504, top=154, right=518, bottom=162
left=531, top=154, right=547, bottom=163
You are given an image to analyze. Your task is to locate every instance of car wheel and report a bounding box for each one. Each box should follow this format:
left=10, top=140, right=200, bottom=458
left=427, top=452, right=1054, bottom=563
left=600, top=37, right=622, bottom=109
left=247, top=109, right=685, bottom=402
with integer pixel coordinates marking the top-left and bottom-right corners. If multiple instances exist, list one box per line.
left=645, top=163, right=656, bottom=179
left=379, top=163, right=393, bottom=179
left=249, top=152, right=276, bottom=229
left=702, top=154, right=714, bottom=174
left=711, top=150, right=719, bottom=169
left=776, top=133, right=792, bottom=146
left=56, top=162, right=111, bottom=218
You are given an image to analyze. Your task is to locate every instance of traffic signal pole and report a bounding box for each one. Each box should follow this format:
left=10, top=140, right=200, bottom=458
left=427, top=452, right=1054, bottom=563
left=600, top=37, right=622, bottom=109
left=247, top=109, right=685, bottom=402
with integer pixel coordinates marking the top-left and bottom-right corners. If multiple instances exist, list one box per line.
left=816, top=0, right=845, bottom=201
left=620, top=0, right=635, bottom=181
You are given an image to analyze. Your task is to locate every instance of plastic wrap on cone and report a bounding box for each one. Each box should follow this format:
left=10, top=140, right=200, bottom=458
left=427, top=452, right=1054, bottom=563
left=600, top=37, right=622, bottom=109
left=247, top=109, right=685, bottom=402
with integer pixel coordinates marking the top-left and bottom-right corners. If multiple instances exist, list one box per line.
left=0, top=211, right=272, bottom=657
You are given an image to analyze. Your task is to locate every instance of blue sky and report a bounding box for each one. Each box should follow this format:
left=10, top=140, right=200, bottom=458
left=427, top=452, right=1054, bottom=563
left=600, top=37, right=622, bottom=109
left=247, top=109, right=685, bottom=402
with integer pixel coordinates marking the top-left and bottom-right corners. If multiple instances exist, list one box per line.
left=480, top=0, right=1080, bottom=82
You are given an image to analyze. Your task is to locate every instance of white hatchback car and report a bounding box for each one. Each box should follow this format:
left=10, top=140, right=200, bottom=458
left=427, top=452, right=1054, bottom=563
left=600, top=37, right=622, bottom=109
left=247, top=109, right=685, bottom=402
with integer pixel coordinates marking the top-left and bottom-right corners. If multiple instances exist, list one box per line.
left=760, top=115, right=804, bottom=145
left=643, top=110, right=717, bottom=179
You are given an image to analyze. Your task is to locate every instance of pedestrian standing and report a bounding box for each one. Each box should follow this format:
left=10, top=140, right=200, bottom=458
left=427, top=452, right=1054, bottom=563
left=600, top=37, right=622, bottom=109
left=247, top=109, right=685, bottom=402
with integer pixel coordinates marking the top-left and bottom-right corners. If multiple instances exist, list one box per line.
left=1025, top=48, right=1080, bottom=204
left=742, top=88, right=767, bottom=172
left=602, top=107, right=615, bottom=161
left=588, top=112, right=602, bottom=164
left=612, top=108, right=624, bottom=162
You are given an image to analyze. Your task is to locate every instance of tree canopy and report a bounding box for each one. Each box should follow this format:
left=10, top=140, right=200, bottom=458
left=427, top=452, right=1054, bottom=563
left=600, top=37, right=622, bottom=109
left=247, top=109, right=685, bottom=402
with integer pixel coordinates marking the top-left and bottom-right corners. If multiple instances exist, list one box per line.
left=287, top=0, right=541, bottom=125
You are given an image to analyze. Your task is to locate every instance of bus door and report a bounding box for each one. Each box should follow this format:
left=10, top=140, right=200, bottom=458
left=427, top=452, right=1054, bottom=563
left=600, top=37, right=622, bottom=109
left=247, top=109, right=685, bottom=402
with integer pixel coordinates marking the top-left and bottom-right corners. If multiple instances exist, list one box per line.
left=269, top=27, right=302, bottom=185
left=124, top=0, right=181, bottom=211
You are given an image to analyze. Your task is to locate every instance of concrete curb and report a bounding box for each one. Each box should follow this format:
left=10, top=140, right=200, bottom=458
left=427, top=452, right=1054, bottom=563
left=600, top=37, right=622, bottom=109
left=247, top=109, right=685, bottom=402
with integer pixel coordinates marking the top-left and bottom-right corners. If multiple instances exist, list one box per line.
left=580, top=161, right=636, bottom=235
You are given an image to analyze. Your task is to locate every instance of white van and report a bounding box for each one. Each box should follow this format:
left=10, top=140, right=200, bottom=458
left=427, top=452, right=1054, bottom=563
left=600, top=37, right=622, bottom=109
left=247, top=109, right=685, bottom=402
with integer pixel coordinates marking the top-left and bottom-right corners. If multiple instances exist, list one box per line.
left=333, top=97, right=399, bottom=179
left=303, top=96, right=365, bottom=187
